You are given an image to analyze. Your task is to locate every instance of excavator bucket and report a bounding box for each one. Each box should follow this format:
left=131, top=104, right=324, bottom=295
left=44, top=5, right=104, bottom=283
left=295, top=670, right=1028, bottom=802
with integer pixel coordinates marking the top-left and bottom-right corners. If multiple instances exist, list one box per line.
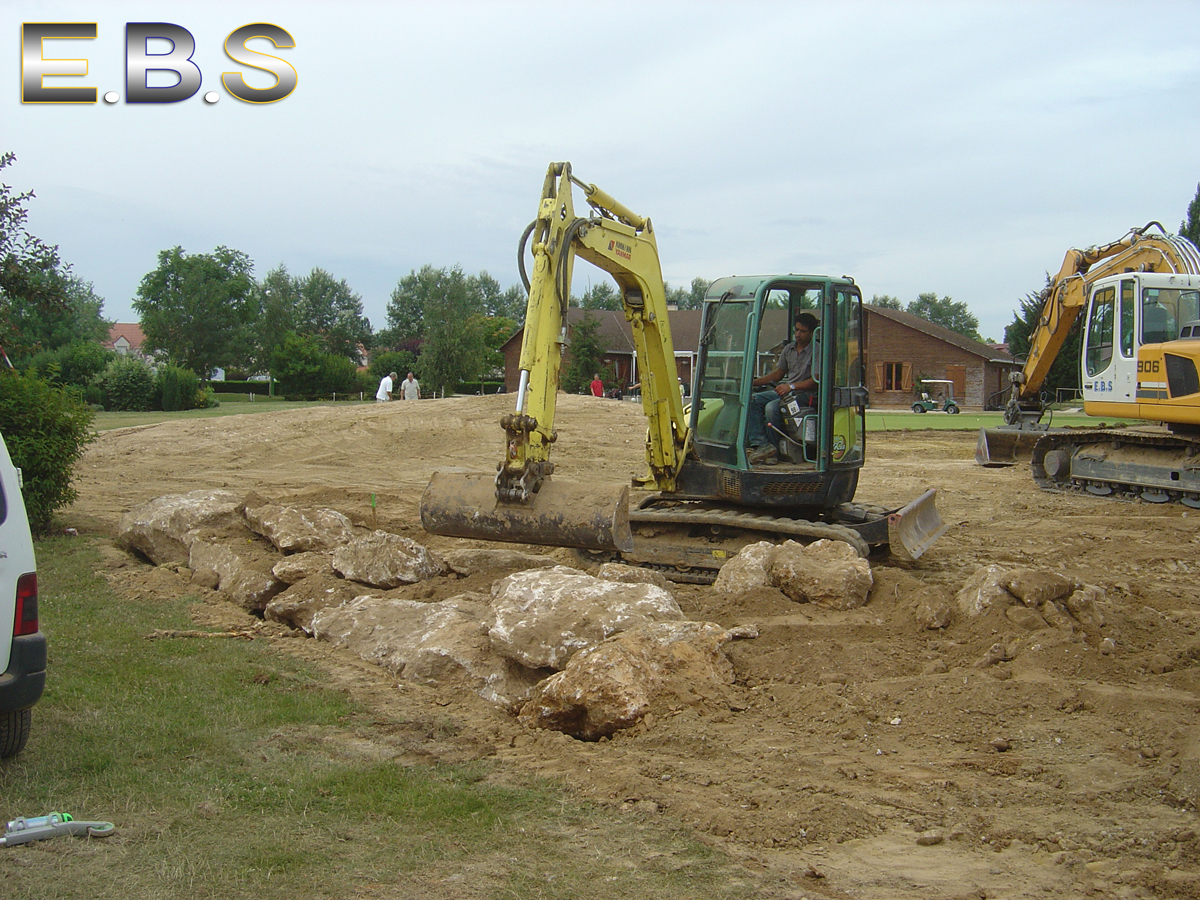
left=886, top=488, right=948, bottom=562
left=420, top=471, right=634, bottom=552
left=975, top=426, right=1043, bottom=467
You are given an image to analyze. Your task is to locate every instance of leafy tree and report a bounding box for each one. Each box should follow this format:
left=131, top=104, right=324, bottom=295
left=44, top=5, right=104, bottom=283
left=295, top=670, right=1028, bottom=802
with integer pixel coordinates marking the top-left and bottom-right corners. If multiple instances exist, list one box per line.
left=870, top=294, right=904, bottom=310
left=253, top=264, right=300, bottom=373
left=1004, top=278, right=1081, bottom=401
left=1182, top=182, right=1200, bottom=248
left=685, top=277, right=711, bottom=310
left=295, top=267, right=371, bottom=361
left=578, top=280, right=621, bottom=310
left=0, top=371, right=95, bottom=534
left=381, top=265, right=442, bottom=347
left=906, top=292, right=982, bottom=341
left=368, top=350, right=417, bottom=386
left=474, top=315, right=518, bottom=380
left=576, top=280, right=619, bottom=312
left=0, top=152, right=75, bottom=363
left=496, top=284, right=527, bottom=322
left=134, top=246, right=257, bottom=379
left=415, top=267, right=485, bottom=396
left=562, top=313, right=610, bottom=394
left=7, top=274, right=110, bottom=366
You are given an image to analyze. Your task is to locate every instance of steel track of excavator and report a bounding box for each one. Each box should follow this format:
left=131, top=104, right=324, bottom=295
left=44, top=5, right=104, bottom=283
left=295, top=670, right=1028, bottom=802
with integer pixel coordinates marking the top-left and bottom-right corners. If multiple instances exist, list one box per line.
left=1030, top=428, right=1200, bottom=507
left=583, top=499, right=889, bottom=585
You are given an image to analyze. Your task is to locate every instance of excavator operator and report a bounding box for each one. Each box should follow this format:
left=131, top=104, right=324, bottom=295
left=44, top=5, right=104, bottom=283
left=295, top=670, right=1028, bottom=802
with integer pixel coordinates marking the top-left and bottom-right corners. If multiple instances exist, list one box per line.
left=747, top=312, right=818, bottom=465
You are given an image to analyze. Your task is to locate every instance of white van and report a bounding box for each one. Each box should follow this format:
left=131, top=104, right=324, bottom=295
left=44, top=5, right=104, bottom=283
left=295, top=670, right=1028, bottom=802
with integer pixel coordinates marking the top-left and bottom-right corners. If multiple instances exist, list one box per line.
left=0, top=432, right=45, bottom=757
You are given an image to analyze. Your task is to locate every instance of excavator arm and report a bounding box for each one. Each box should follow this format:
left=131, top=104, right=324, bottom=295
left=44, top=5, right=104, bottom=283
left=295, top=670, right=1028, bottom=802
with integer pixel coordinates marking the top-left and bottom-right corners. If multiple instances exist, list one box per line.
left=500, top=162, right=690, bottom=501
left=1006, top=222, right=1200, bottom=425
left=421, top=162, right=689, bottom=553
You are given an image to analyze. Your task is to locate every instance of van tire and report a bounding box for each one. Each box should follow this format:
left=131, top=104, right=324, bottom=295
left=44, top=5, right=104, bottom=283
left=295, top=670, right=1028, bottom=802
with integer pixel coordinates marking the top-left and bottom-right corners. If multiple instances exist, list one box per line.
left=0, top=708, right=31, bottom=758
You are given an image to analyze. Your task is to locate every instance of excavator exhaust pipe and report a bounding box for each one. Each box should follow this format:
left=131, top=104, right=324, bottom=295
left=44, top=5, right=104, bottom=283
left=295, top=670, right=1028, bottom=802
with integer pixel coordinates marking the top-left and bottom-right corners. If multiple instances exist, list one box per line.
left=420, top=471, right=634, bottom=553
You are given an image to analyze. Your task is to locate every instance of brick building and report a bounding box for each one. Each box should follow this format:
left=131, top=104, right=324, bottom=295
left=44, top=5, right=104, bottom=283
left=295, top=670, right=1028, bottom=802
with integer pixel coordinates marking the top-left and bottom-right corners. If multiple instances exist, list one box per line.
left=501, top=305, right=1016, bottom=409
left=864, top=305, right=1016, bottom=409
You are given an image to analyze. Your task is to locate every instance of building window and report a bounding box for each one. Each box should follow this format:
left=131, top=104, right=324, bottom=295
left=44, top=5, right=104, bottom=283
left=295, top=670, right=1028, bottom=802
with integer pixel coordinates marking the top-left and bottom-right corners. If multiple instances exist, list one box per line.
left=884, top=362, right=903, bottom=391
left=875, top=362, right=913, bottom=393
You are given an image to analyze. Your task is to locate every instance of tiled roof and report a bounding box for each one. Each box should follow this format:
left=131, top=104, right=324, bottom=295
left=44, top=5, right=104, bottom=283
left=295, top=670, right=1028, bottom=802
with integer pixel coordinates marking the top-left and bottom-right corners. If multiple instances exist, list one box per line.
left=104, top=323, right=146, bottom=350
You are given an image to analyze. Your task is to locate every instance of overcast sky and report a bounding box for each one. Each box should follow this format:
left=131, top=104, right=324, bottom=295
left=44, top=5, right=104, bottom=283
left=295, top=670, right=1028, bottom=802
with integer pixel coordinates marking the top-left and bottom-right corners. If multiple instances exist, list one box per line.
left=8, top=0, right=1200, bottom=344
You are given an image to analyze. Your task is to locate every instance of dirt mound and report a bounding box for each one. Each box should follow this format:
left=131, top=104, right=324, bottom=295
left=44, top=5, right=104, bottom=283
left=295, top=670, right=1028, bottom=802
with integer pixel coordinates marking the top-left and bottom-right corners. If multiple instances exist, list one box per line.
left=71, top=395, right=1200, bottom=899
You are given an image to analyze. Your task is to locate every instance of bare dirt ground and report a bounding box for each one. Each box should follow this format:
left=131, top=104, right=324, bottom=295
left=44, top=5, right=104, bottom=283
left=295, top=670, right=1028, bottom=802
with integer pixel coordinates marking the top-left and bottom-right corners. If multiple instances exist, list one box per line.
left=68, top=394, right=1200, bottom=899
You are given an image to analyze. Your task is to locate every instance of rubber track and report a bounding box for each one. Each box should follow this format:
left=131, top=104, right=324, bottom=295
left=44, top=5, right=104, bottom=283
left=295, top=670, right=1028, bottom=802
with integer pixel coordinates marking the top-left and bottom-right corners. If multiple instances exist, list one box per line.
left=1031, top=428, right=1200, bottom=505
left=628, top=506, right=872, bottom=558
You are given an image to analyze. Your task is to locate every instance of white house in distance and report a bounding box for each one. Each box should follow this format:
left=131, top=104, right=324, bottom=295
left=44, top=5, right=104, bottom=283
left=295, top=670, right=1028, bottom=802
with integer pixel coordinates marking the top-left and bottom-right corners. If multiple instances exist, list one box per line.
left=103, top=323, right=148, bottom=359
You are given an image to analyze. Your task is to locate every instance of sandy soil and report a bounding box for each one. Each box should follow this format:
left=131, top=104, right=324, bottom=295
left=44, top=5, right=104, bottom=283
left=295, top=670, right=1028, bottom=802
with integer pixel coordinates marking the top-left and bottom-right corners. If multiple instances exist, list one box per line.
left=69, top=394, right=1200, bottom=899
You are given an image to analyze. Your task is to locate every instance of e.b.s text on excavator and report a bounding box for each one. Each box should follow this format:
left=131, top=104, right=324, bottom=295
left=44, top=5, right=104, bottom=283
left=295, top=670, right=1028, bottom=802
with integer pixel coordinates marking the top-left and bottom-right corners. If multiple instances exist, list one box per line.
left=977, top=222, right=1200, bottom=504
left=420, top=163, right=946, bottom=581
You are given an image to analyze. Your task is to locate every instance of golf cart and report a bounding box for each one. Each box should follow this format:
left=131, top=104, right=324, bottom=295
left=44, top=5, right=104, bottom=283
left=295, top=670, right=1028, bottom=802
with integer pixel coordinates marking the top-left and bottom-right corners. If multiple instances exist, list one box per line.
left=912, top=379, right=960, bottom=414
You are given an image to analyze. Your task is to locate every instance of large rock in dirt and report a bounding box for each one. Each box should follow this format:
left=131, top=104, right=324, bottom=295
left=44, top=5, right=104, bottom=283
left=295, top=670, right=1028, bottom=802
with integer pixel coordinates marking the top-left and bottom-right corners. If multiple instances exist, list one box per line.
left=595, top=562, right=675, bottom=594
left=712, top=542, right=774, bottom=594
left=769, top=539, right=873, bottom=609
left=1001, top=568, right=1079, bottom=607
left=517, top=621, right=748, bottom=740
left=489, top=566, right=684, bottom=670
left=331, top=530, right=448, bottom=588
left=188, top=536, right=286, bottom=612
left=955, top=564, right=1015, bottom=617
left=118, top=489, right=243, bottom=565
left=712, top=540, right=873, bottom=610
left=271, top=550, right=334, bottom=585
left=311, top=593, right=543, bottom=706
left=264, top=573, right=363, bottom=633
left=440, top=548, right=561, bottom=577
left=242, top=500, right=356, bottom=553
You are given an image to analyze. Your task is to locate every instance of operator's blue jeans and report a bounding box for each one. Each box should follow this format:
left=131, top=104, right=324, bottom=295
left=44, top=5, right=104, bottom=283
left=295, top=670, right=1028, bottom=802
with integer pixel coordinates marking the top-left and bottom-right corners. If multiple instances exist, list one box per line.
left=747, top=389, right=783, bottom=448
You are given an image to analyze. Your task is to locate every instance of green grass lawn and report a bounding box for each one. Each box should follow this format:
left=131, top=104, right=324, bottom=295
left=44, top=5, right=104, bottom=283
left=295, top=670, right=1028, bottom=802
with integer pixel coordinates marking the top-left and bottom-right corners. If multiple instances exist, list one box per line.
left=0, top=538, right=759, bottom=900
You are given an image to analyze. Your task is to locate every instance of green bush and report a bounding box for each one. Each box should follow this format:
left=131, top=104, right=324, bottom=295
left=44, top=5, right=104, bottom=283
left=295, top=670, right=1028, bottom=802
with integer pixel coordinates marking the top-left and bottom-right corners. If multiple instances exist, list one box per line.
left=0, top=372, right=95, bottom=535
left=94, top=355, right=156, bottom=411
left=27, top=341, right=114, bottom=389
left=157, top=364, right=201, bottom=411
left=368, top=350, right=416, bottom=386
left=270, top=332, right=359, bottom=398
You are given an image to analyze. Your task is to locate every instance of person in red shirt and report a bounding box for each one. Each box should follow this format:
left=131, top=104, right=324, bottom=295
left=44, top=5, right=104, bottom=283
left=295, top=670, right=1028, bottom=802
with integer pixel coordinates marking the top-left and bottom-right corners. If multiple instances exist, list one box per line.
left=589, top=374, right=604, bottom=397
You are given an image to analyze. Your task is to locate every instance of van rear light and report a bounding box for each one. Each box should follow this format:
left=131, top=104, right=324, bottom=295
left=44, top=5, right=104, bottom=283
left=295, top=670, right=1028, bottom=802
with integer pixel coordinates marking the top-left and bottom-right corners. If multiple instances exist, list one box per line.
left=14, top=573, right=37, bottom=636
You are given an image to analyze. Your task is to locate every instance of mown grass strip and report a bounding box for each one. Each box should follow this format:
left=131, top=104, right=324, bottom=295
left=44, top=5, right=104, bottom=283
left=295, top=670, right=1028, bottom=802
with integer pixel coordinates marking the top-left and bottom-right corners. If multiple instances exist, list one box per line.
left=0, top=537, right=754, bottom=900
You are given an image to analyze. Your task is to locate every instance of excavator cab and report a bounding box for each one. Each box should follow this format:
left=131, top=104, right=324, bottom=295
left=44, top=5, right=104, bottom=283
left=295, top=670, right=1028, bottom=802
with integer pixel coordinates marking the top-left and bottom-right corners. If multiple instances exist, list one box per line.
left=684, top=275, right=867, bottom=511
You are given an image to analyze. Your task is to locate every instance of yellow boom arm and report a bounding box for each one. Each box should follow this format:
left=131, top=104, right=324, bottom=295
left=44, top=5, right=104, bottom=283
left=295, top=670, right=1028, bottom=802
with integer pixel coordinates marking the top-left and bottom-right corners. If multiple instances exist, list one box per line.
left=1013, top=223, right=1200, bottom=406
left=499, top=162, right=690, bottom=503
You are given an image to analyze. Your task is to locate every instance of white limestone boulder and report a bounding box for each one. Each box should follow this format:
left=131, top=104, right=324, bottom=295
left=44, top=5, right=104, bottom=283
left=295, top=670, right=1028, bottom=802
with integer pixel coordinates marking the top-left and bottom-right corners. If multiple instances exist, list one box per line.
left=312, top=593, right=542, bottom=707
left=518, top=621, right=749, bottom=740
left=118, top=489, right=243, bottom=565
left=489, top=566, right=684, bottom=670
left=331, top=530, right=448, bottom=588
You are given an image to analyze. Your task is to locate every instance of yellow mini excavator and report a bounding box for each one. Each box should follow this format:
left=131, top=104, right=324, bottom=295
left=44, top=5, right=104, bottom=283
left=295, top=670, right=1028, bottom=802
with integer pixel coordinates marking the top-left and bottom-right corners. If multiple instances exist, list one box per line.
left=977, top=222, right=1200, bottom=505
left=420, top=163, right=946, bottom=581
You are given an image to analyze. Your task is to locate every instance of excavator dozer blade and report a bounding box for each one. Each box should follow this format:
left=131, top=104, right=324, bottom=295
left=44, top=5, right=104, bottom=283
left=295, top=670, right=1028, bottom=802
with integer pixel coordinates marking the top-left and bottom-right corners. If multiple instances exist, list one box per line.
left=420, top=471, right=634, bottom=553
left=975, top=426, right=1043, bottom=467
left=886, top=488, right=948, bottom=562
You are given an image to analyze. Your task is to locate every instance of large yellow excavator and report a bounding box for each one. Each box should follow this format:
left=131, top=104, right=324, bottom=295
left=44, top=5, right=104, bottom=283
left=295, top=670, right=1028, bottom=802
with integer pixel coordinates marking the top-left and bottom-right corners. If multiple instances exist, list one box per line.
left=421, top=163, right=945, bottom=581
left=977, top=222, right=1200, bottom=504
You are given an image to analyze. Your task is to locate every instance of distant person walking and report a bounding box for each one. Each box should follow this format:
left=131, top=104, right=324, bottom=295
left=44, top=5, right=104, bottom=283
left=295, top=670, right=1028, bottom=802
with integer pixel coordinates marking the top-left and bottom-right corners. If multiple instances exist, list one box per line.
left=401, top=372, right=420, bottom=400
left=376, top=371, right=397, bottom=402
left=589, top=374, right=604, bottom=397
